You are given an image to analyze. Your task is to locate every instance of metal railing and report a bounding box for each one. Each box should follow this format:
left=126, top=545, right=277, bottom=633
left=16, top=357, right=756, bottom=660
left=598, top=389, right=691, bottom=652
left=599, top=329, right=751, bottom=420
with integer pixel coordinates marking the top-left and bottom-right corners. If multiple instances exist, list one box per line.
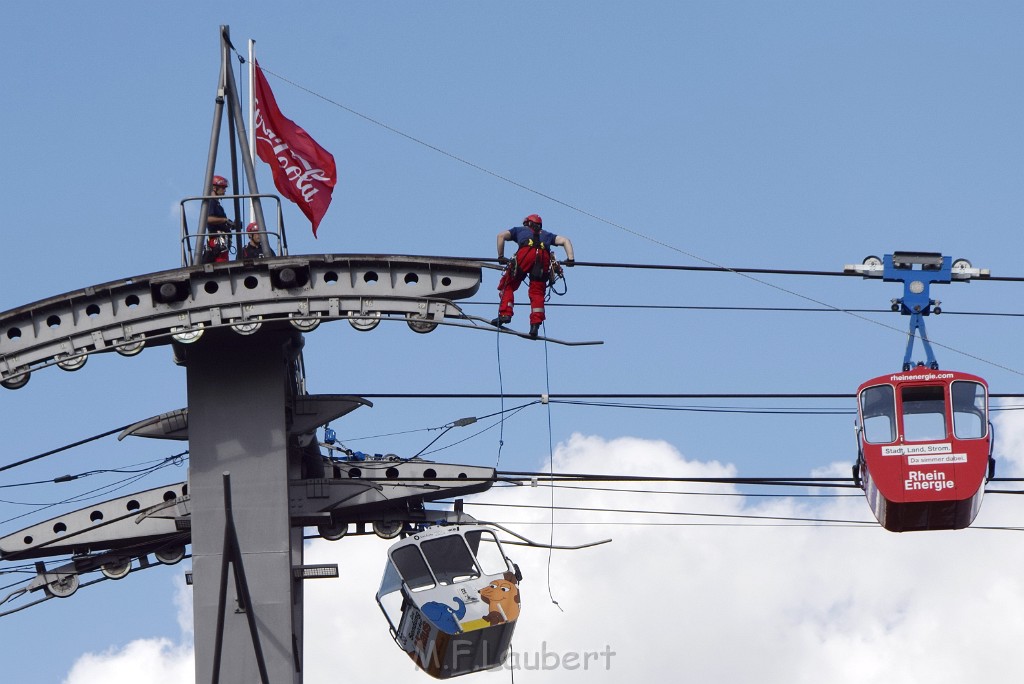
left=179, top=193, right=289, bottom=267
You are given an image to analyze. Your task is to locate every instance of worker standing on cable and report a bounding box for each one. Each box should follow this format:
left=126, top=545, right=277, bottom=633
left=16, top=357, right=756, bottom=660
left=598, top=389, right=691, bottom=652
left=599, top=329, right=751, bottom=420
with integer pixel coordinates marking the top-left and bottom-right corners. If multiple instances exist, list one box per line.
left=492, top=214, right=574, bottom=338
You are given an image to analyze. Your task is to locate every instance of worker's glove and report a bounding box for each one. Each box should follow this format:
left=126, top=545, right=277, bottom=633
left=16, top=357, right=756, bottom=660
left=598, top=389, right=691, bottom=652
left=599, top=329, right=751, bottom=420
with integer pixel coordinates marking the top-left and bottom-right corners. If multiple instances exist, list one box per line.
left=563, top=259, right=575, bottom=267
left=498, top=256, right=509, bottom=265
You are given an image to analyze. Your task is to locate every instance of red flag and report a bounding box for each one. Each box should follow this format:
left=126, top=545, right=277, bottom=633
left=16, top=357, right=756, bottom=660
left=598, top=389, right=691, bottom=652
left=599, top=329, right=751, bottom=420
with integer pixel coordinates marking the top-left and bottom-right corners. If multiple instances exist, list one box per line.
left=253, top=61, right=336, bottom=236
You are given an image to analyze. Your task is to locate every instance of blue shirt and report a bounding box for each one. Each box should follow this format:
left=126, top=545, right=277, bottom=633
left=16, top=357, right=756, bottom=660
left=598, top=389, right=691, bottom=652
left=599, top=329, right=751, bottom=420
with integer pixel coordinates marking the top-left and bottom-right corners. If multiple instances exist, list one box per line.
left=207, top=199, right=229, bottom=233
left=508, top=225, right=558, bottom=250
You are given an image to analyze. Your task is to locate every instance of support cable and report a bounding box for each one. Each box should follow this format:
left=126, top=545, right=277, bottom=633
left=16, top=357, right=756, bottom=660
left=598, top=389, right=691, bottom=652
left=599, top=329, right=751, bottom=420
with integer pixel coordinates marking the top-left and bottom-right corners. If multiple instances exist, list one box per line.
left=346, top=392, right=1024, bottom=399
left=0, top=423, right=134, bottom=475
left=451, top=499, right=878, bottom=527
left=417, top=405, right=534, bottom=459
left=497, top=471, right=859, bottom=489
left=510, top=482, right=863, bottom=498
left=0, top=459, right=185, bottom=527
left=462, top=299, right=1024, bottom=319
left=248, top=60, right=1024, bottom=374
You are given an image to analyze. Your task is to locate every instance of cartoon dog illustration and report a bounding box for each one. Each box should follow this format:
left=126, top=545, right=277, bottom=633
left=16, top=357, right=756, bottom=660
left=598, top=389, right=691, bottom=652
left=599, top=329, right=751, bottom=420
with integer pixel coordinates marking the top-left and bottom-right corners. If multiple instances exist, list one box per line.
left=479, top=572, right=520, bottom=626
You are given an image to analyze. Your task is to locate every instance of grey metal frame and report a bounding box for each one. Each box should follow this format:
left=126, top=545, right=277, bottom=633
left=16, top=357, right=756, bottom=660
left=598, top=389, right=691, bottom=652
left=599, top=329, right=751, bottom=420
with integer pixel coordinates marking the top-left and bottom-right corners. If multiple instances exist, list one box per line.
left=0, top=254, right=482, bottom=389
left=181, top=192, right=289, bottom=266
left=0, top=24, right=496, bottom=683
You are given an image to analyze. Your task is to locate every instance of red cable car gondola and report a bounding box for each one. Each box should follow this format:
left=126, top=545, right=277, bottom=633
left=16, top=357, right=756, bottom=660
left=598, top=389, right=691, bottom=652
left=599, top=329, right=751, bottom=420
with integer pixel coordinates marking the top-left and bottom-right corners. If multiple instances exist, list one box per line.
left=855, top=366, right=992, bottom=532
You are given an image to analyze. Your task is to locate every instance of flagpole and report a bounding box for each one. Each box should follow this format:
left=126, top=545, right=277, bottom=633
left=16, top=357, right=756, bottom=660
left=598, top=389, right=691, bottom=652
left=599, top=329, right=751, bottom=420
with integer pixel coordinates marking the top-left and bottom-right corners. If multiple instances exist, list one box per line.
left=247, top=39, right=256, bottom=226
left=193, top=29, right=230, bottom=265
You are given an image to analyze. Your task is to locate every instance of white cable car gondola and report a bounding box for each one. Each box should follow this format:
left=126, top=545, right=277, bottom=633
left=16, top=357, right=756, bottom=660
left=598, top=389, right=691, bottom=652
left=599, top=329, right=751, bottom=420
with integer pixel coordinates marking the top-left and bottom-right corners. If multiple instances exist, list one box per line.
left=376, top=522, right=522, bottom=679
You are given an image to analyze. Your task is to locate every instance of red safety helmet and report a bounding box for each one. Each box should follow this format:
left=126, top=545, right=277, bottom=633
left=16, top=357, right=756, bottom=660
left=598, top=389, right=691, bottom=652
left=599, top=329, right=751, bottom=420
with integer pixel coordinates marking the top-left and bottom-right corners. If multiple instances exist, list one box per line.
left=246, top=222, right=259, bottom=233
left=212, top=175, right=229, bottom=188
left=523, top=214, right=543, bottom=228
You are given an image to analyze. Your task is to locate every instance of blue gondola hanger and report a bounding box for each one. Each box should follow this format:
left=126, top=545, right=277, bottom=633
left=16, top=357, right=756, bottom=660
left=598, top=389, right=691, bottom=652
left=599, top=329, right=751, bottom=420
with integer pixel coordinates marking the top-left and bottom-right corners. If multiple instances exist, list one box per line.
left=845, top=252, right=988, bottom=371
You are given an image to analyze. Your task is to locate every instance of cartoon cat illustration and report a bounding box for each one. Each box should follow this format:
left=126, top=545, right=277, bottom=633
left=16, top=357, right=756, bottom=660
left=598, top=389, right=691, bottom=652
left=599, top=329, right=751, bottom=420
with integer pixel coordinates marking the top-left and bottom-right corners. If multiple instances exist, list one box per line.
left=479, top=572, right=520, bottom=626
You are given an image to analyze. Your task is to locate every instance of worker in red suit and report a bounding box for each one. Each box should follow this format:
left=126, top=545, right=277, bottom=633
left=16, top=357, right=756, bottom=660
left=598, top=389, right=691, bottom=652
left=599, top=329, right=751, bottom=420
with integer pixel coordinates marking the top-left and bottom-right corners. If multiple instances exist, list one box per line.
left=492, top=214, right=574, bottom=338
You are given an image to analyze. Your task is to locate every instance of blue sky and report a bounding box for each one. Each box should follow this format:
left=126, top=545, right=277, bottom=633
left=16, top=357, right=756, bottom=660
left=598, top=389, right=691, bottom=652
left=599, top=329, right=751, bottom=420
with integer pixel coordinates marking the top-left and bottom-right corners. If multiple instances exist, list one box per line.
left=4, top=2, right=1024, bottom=682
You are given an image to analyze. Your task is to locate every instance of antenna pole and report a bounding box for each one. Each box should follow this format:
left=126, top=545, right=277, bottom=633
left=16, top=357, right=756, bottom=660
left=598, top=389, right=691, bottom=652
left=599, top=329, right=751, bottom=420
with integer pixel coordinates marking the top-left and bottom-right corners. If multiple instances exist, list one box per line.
left=221, top=34, right=271, bottom=257
left=194, top=26, right=272, bottom=264
left=193, top=31, right=229, bottom=264
left=224, top=32, right=244, bottom=256
left=248, top=39, right=257, bottom=227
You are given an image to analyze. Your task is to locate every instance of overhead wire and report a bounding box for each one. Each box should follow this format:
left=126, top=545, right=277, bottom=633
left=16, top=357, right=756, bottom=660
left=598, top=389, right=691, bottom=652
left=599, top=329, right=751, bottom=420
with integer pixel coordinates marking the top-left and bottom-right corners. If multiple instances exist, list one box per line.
left=447, top=499, right=878, bottom=527
left=0, top=453, right=188, bottom=491
left=6, top=59, right=1024, bottom=584
left=259, top=59, right=1024, bottom=368
left=0, top=422, right=135, bottom=475
left=463, top=298, right=1024, bottom=320
left=497, top=470, right=860, bottom=489
left=336, top=402, right=539, bottom=444
left=549, top=399, right=854, bottom=415
left=417, top=404, right=534, bottom=458
left=497, top=481, right=863, bottom=498
left=0, top=453, right=188, bottom=527
left=251, top=61, right=1024, bottom=377
left=490, top=476, right=1024, bottom=495
left=479, top=520, right=879, bottom=528
left=337, top=391, right=1024, bottom=399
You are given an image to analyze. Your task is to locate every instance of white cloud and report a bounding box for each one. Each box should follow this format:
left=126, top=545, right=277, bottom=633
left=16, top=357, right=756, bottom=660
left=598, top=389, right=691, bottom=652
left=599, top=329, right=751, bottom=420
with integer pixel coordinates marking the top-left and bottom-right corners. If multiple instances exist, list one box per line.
left=992, top=404, right=1024, bottom=478
left=62, top=637, right=193, bottom=684
left=64, top=432, right=1024, bottom=683
left=62, top=578, right=195, bottom=684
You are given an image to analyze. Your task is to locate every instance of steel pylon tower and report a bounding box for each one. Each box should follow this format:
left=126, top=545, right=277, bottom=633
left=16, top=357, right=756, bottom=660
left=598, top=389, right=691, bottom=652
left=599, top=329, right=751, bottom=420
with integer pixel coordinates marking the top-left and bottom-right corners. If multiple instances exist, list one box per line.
left=0, top=25, right=502, bottom=683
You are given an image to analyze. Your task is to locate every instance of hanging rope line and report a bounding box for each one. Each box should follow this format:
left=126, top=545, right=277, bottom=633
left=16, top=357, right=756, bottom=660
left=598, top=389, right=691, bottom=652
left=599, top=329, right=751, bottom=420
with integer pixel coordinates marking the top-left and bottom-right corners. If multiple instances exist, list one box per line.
left=495, top=327, right=507, bottom=469
left=541, top=326, right=563, bottom=612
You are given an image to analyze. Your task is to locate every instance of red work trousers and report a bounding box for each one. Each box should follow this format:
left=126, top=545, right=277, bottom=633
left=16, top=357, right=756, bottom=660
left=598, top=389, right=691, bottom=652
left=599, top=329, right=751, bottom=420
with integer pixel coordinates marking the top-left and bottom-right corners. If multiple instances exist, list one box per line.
left=498, top=247, right=551, bottom=325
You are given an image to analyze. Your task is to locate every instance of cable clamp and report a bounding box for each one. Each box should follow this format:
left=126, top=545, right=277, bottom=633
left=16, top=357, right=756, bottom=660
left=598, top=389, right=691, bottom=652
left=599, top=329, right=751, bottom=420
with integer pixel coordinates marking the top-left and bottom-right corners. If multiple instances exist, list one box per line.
left=540, top=393, right=549, bottom=404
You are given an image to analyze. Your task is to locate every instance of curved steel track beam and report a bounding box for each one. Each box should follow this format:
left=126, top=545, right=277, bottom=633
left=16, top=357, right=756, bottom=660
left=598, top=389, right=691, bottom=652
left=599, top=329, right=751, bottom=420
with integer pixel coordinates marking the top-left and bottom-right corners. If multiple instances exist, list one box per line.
left=0, top=255, right=482, bottom=388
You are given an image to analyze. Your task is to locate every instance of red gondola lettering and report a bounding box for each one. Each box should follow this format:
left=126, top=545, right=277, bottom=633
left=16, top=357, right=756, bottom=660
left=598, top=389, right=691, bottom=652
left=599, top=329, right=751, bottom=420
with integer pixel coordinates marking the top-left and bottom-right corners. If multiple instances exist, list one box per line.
left=904, top=471, right=955, bottom=491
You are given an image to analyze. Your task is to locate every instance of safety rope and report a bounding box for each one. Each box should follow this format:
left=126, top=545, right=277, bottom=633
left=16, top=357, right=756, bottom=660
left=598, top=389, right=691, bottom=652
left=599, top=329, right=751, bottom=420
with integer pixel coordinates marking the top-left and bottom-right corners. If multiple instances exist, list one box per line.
left=542, top=326, right=564, bottom=612
left=545, top=262, right=567, bottom=300
left=494, top=328, right=506, bottom=469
